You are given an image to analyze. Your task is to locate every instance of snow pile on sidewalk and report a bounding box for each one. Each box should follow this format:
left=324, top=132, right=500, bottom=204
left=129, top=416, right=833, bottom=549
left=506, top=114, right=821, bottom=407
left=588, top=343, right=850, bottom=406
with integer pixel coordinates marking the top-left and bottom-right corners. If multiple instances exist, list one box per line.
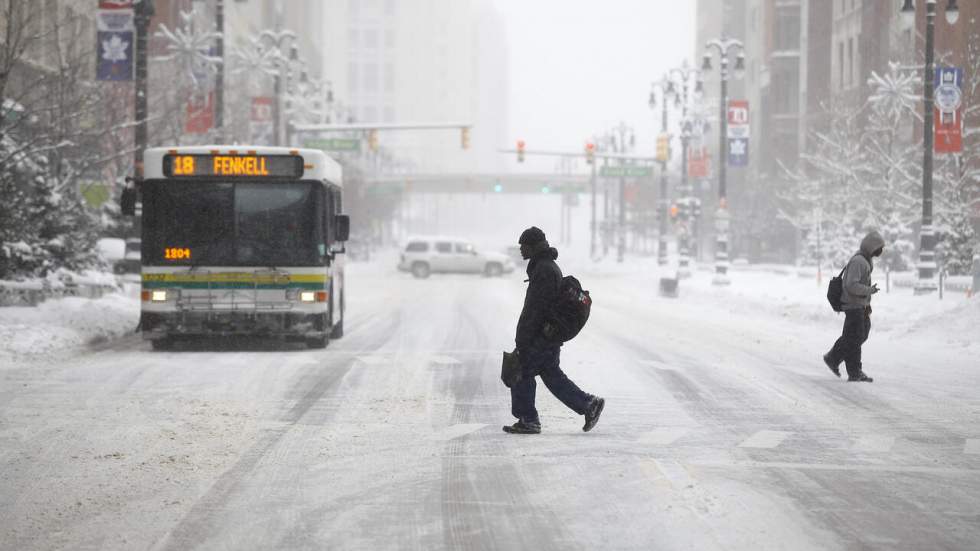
left=568, top=253, right=979, bottom=351
left=0, top=291, right=139, bottom=362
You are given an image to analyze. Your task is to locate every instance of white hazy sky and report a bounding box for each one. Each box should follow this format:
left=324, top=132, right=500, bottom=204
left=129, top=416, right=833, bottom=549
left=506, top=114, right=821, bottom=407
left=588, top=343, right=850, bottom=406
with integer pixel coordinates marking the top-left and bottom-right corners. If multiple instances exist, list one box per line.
left=493, top=0, right=697, bottom=173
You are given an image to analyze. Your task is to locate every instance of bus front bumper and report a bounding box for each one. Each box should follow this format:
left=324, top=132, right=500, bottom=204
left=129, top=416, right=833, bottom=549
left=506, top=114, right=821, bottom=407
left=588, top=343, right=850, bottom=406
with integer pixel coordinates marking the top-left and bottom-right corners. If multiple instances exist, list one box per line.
left=140, top=311, right=328, bottom=339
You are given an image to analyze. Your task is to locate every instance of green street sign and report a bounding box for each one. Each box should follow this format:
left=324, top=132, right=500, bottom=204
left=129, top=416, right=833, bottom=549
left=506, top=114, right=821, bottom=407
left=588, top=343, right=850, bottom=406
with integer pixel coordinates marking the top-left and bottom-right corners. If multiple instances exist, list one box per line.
left=303, top=138, right=361, bottom=152
left=600, top=165, right=654, bottom=178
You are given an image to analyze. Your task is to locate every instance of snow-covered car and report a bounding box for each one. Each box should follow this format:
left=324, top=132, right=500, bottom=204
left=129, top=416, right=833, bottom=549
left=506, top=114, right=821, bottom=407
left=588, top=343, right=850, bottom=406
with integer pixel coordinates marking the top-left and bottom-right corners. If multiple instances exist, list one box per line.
left=119, top=238, right=141, bottom=274
left=398, top=237, right=515, bottom=278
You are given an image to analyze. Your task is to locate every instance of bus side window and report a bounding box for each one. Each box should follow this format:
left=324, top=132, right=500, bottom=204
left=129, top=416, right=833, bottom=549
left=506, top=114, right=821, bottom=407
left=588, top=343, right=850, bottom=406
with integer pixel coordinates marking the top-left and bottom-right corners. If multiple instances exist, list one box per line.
left=323, top=187, right=335, bottom=247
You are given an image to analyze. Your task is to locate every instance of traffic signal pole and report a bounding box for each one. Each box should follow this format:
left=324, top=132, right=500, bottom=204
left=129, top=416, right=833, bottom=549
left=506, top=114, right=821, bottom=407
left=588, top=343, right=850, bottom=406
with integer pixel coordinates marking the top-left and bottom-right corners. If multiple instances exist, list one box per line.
left=590, top=155, right=597, bottom=259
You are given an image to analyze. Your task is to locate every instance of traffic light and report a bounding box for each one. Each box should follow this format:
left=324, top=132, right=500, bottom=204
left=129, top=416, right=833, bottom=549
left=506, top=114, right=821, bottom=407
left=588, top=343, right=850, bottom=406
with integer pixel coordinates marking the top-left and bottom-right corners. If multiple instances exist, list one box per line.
left=461, top=127, right=470, bottom=150
left=367, top=129, right=378, bottom=152
left=585, top=141, right=595, bottom=164
left=670, top=204, right=679, bottom=219
left=656, top=134, right=669, bottom=162
left=517, top=139, right=525, bottom=163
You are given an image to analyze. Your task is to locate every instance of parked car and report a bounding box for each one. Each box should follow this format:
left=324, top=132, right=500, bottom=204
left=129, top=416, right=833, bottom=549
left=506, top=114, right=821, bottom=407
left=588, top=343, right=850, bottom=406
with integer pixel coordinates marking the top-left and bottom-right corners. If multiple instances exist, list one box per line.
left=120, top=238, right=141, bottom=274
left=504, top=245, right=526, bottom=266
left=398, top=237, right=515, bottom=278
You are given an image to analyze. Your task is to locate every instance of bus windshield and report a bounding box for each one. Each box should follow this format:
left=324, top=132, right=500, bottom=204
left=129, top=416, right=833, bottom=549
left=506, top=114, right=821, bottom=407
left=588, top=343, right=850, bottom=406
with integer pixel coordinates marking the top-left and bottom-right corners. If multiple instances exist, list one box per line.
left=142, top=181, right=321, bottom=267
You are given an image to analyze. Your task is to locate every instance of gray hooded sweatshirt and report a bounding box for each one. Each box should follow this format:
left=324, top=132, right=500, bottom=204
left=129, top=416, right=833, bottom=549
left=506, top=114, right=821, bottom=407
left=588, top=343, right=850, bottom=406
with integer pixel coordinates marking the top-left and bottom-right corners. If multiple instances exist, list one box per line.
left=841, top=231, right=885, bottom=310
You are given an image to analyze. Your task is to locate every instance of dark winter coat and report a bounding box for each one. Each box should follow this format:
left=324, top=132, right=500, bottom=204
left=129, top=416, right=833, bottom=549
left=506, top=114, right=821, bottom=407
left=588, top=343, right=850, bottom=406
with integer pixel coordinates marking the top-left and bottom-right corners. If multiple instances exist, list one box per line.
left=841, top=231, right=885, bottom=310
left=515, top=242, right=562, bottom=351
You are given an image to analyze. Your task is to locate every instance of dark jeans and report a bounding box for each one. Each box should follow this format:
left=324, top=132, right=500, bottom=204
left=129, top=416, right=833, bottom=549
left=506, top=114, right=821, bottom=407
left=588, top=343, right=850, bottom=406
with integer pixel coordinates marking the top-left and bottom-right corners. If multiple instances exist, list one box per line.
left=828, top=307, right=871, bottom=377
left=510, top=344, right=592, bottom=423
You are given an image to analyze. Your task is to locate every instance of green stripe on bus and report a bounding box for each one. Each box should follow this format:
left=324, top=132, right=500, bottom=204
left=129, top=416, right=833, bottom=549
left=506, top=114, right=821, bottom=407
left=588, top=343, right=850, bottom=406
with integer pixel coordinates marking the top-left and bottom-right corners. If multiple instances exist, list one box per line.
left=141, top=281, right=325, bottom=290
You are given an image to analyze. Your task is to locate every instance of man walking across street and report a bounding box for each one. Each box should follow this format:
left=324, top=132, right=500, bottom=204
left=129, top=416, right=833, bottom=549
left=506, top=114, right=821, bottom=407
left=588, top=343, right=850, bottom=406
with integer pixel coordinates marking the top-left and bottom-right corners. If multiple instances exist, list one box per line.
left=824, top=230, right=885, bottom=383
left=504, top=226, right=604, bottom=434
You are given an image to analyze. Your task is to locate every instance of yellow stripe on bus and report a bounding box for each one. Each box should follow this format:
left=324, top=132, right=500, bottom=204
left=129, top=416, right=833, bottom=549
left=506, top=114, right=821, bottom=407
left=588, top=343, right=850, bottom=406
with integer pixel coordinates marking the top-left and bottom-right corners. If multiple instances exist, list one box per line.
left=142, top=273, right=328, bottom=284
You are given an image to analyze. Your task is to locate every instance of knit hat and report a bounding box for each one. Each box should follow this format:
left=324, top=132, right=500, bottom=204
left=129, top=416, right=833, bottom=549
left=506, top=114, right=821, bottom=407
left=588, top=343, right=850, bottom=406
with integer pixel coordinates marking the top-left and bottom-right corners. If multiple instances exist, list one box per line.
left=519, top=226, right=546, bottom=245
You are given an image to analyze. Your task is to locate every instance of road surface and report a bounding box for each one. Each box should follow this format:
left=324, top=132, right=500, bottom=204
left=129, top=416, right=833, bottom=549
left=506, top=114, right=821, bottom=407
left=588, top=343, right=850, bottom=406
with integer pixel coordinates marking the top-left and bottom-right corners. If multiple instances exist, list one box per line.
left=2, top=259, right=978, bottom=550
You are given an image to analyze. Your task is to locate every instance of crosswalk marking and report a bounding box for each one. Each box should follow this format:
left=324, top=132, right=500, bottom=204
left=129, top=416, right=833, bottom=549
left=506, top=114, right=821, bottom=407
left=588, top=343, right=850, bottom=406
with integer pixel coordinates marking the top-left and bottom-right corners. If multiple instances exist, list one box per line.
left=965, top=439, right=980, bottom=455
left=432, top=423, right=487, bottom=441
left=640, top=428, right=690, bottom=445
left=738, top=430, right=793, bottom=449
left=852, top=435, right=896, bottom=453
left=429, top=355, right=461, bottom=366
left=356, top=355, right=389, bottom=366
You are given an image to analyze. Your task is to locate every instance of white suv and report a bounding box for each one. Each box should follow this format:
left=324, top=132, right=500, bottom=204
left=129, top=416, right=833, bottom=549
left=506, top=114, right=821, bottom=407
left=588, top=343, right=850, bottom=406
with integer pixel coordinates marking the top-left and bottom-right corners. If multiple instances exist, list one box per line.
left=398, top=237, right=516, bottom=278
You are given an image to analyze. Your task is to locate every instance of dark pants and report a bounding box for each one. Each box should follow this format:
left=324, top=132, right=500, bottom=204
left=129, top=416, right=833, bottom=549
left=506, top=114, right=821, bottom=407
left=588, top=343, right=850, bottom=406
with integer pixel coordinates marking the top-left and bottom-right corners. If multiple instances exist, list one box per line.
left=828, top=307, right=871, bottom=377
left=510, top=344, right=592, bottom=423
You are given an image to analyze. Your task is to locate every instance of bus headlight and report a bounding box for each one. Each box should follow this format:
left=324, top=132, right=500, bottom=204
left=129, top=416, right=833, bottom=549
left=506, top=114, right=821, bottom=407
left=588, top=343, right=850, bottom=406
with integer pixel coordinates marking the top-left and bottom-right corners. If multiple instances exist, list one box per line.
left=300, top=291, right=316, bottom=303
left=151, top=290, right=168, bottom=302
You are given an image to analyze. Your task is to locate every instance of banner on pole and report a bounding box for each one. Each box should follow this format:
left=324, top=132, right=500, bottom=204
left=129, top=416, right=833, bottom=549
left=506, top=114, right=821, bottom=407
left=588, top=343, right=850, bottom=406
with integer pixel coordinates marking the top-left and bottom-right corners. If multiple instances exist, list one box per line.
left=95, top=7, right=133, bottom=81
left=727, top=100, right=749, bottom=167
left=249, top=97, right=274, bottom=145
left=689, top=146, right=710, bottom=178
left=934, top=67, right=963, bottom=154
left=186, top=92, right=215, bottom=134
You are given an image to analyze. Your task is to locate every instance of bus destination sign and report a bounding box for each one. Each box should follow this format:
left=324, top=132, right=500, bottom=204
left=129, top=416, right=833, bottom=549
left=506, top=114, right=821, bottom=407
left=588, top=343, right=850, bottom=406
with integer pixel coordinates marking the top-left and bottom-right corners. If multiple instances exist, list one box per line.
left=163, top=154, right=304, bottom=179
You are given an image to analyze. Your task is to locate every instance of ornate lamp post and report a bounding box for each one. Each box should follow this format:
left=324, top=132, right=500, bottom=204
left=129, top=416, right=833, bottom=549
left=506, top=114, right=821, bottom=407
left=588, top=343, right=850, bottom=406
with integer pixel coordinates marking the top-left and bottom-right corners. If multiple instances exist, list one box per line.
left=670, top=61, right=703, bottom=276
left=901, top=0, right=960, bottom=294
left=258, top=29, right=299, bottom=146
left=649, top=75, right=677, bottom=267
left=702, top=38, right=745, bottom=286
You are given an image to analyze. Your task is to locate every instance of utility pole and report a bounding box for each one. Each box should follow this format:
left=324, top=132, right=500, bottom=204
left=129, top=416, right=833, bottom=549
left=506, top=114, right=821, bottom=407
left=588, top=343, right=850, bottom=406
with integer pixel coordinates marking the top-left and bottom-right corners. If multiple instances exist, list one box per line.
left=214, top=0, right=224, bottom=142
left=133, top=0, right=154, bottom=180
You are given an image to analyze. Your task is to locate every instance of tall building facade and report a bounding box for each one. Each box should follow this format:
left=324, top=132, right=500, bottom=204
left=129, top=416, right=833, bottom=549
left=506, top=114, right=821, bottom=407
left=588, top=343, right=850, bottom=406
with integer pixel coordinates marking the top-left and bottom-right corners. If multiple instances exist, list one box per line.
left=315, top=0, right=509, bottom=174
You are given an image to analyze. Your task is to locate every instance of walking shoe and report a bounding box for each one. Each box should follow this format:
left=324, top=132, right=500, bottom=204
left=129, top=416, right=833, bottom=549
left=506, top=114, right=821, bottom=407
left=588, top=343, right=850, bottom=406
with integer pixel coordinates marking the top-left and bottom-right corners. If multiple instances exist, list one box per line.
left=847, top=372, right=874, bottom=383
left=502, top=420, right=541, bottom=434
left=823, top=353, right=840, bottom=377
left=583, top=396, right=605, bottom=432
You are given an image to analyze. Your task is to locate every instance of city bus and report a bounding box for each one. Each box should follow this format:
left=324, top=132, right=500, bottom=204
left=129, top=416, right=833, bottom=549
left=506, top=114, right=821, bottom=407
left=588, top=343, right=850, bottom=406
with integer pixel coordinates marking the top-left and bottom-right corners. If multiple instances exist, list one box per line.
left=123, top=146, right=349, bottom=350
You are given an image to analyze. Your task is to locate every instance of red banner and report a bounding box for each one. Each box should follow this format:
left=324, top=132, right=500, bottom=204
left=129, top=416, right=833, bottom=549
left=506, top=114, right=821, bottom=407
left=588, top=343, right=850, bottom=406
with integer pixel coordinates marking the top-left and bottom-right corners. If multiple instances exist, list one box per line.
left=934, top=67, right=963, bottom=154
left=251, top=97, right=273, bottom=122
left=688, top=146, right=710, bottom=178
left=99, top=0, right=133, bottom=8
left=185, top=92, right=214, bottom=134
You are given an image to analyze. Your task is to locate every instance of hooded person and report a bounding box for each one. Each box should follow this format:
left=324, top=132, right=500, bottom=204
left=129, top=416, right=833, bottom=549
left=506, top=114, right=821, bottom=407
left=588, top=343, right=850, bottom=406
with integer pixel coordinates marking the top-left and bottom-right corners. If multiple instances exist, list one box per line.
left=824, top=230, right=885, bottom=382
left=504, top=226, right=605, bottom=434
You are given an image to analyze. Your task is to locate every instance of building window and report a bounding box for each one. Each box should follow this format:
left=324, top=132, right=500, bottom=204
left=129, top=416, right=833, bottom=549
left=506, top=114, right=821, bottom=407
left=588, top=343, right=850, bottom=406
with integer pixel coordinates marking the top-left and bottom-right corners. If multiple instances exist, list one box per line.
left=363, top=29, right=378, bottom=49
left=774, top=6, right=800, bottom=51
left=363, top=63, right=379, bottom=92
left=847, top=37, right=854, bottom=88
left=772, top=57, right=799, bottom=115
left=838, top=42, right=844, bottom=90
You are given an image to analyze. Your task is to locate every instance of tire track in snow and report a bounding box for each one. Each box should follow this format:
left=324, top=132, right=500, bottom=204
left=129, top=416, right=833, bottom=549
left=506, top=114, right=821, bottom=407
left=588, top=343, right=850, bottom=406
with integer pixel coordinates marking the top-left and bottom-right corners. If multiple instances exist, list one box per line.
left=154, top=299, right=400, bottom=550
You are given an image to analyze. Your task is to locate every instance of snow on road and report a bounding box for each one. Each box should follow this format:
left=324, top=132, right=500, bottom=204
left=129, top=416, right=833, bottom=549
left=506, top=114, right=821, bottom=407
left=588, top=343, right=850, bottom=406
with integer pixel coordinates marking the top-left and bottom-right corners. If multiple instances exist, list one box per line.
left=1, top=252, right=978, bottom=550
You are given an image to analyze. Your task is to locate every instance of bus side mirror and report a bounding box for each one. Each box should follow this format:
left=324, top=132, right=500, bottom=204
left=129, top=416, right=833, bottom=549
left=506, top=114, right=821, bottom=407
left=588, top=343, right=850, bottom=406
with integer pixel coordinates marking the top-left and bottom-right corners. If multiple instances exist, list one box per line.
left=121, top=186, right=138, bottom=216
left=335, top=214, right=350, bottom=242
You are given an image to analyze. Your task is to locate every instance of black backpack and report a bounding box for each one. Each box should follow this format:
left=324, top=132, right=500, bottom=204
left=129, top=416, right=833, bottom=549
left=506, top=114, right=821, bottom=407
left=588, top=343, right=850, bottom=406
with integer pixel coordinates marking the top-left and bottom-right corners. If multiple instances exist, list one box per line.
left=826, top=265, right=846, bottom=312
left=543, top=275, right=592, bottom=342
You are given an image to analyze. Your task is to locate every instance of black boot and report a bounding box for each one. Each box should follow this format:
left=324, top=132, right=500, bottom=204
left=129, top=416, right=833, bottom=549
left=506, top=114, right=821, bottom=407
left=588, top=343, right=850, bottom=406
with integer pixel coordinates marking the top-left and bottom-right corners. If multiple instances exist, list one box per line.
left=583, top=396, right=605, bottom=432
left=503, top=419, right=541, bottom=434
left=823, top=353, right=841, bottom=377
left=847, top=372, right=873, bottom=383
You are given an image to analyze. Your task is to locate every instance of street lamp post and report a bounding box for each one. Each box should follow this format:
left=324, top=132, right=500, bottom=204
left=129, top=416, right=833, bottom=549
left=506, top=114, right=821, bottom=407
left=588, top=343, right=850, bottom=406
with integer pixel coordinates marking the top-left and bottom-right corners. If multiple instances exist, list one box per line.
left=702, top=38, right=745, bottom=286
left=259, top=29, right=298, bottom=146
left=902, top=0, right=959, bottom=294
left=133, top=0, right=155, bottom=180
left=649, top=75, right=676, bottom=267
left=669, top=61, right=704, bottom=277
left=610, top=122, right=635, bottom=263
